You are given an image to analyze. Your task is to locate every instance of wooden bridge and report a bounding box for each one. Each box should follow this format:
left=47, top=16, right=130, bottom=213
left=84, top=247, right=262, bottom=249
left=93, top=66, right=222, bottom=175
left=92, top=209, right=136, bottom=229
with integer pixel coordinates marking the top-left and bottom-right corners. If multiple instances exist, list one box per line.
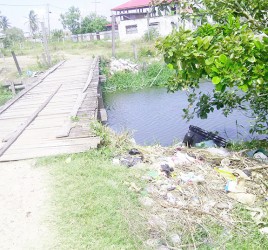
left=0, top=57, right=106, bottom=161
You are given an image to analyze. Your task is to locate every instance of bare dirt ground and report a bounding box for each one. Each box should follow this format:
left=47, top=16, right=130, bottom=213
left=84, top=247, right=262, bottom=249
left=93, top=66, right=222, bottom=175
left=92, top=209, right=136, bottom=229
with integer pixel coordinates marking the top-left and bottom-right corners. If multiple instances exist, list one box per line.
left=0, top=160, right=53, bottom=250
left=0, top=55, right=37, bottom=82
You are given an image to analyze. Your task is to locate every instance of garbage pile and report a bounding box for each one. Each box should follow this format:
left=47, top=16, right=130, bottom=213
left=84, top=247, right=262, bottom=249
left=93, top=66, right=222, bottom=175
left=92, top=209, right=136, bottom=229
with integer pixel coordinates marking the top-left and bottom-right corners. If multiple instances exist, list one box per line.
left=113, top=139, right=268, bottom=248
left=110, top=58, right=139, bottom=75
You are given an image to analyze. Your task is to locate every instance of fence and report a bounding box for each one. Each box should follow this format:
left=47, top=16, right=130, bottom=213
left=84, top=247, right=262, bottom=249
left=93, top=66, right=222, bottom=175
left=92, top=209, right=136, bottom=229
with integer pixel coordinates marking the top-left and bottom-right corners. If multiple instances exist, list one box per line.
left=71, top=31, right=119, bottom=42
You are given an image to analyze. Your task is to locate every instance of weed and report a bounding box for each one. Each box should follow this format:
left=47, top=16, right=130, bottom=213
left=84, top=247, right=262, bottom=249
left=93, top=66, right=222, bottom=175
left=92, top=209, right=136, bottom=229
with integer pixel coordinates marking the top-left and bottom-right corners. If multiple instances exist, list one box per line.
left=143, top=28, right=160, bottom=42
left=103, top=62, right=172, bottom=92
left=90, top=121, right=132, bottom=152
left=228, top=139, right=268, bottom=151
left=0, top=85, right=12, bottom=105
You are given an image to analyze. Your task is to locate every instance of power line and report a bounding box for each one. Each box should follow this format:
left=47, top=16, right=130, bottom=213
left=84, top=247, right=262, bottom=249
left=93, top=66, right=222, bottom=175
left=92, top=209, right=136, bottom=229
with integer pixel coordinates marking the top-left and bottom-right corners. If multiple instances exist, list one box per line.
left=0, top=4, right=45, bottom=7
left=49, top=5, right=69, bottom=11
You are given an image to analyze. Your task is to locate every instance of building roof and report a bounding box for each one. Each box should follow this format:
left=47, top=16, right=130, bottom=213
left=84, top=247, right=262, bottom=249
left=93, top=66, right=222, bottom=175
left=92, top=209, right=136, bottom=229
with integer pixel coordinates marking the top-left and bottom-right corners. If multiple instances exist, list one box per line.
left=112, top=0, right=151, bottom=11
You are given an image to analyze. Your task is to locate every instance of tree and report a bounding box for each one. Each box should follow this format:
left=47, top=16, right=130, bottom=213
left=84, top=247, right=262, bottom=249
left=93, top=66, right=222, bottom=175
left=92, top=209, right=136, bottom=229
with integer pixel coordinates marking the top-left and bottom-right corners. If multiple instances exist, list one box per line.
left=26, top=10, right=39, bottom=38
left=151, top=0, right=267, bottom=31
left=154, top=1, right=268, bottom=134
left=0, top=16, right=10, bottom=31
left=51, top=29, right=64, bottom=41
left=3, top=27, right=25, bottom=47
left=80, top=13, right=108, bottom=34
left=60, top=6, right=81, bottom=35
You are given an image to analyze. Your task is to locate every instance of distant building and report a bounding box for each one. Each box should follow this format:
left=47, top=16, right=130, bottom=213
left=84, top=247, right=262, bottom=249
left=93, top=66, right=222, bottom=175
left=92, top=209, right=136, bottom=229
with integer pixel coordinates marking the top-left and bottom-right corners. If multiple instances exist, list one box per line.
left=111, top=0, right=199, bottom=41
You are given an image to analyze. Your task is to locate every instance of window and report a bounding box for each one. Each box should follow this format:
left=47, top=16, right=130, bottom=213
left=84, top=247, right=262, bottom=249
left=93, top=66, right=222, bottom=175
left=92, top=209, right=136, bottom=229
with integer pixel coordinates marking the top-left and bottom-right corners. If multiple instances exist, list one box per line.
left=126, top=25, right=138, bottom=34
left=149, top=22, right=159, bottom=28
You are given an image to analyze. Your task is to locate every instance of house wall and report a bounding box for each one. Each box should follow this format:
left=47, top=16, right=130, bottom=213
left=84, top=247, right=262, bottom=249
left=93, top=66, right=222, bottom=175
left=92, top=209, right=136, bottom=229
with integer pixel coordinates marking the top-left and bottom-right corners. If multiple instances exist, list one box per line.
left=117, top=15, right=196, bottom=41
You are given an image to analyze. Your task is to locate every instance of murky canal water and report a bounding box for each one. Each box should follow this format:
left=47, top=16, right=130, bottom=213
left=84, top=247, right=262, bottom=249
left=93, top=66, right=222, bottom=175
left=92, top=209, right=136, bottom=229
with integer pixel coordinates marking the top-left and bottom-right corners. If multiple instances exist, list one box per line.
left=104, top=83, right=257, bottom=146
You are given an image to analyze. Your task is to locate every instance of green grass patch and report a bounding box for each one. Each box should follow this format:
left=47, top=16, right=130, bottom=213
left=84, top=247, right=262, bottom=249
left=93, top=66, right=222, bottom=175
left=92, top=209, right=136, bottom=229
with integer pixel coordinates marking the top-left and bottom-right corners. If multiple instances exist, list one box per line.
left=0, top=86, right=12, bottom=105
left=103, top=62, right=172, bottom=92
left=38, top=148, right=148, bottom=250
left=227, top=139, right=268, bottom=151
left=182, top=205, right=268, bottom=249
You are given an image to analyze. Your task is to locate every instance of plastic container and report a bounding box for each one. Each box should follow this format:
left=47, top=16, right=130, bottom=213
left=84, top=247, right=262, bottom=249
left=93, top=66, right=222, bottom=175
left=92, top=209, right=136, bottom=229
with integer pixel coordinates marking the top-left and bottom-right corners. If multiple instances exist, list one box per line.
left=183, top=125, right=227, bottom=147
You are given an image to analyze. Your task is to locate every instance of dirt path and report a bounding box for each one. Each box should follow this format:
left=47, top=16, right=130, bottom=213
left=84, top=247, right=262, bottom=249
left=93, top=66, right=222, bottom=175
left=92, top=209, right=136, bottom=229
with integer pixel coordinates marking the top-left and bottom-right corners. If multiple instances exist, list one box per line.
left=0, top=160, right=52, bottom=250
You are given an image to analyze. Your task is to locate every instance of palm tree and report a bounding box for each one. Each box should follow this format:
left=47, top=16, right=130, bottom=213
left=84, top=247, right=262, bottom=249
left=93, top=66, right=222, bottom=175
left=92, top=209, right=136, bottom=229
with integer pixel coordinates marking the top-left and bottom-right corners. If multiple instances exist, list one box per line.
left=0, top=16, right=10, bottom=32
left=27, top=10, right=39, bottom=37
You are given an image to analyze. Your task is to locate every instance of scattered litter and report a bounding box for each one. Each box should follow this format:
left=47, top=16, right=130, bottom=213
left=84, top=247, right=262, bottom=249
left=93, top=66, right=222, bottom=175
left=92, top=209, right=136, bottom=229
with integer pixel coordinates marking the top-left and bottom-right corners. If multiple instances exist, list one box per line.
left=206, top=147, right=230, bottom=157
left=247, top=149, right=268, bottom=163
left=216, top=202, right=232, bottom=210
left=110, top=58, right=139, bottom=75
left=171, top=151, right=196, bottom=165
left=221, top=158, right=231, bottom=168
left=260, top=227, right=268, bottom=235
left=160, top=164, right=174, bottom=177
left=180, top=172, right=205, bottom=184
left=227, top=193, right=256, bottom=205
left=225, top=180, right=247, bottom=193
left=120, top=156, right=143, bottom=167
left=114, top=141, right=268, bottom=245
left=215, top=167, right=237, bottom=181
left=113, top=149, right=143, bottom=167
left=183, top=125, right=227, bottom=147
left=234, top=169, right=251, bottom=180
left=196, top=140, right=216, bottom=148
left=129, top=148, right=142, bottom=155
left=170, top=234, right=182, bottom=245
left=139, top=196, right=155, bottom=207
left=166, top=192, right=176, bottom=205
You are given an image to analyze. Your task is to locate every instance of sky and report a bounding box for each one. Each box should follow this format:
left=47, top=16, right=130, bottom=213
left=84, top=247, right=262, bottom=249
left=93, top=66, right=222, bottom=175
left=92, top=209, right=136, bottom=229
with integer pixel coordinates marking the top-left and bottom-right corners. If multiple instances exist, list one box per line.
left=0, top=0, right=125, bottom=32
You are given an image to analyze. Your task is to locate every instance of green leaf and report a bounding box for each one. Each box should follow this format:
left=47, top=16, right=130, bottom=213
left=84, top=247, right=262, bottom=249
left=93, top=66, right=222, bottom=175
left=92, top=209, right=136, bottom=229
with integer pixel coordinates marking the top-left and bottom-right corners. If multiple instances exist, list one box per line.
left=240, top=84, right=249, bottom=92
left=205, top=57, right=214, bottom=65
left=215, top=83, right=223, bottom=91
left=254, top=40, right=262, bottom=49
left=247, top=56, right=256, bottom=63
left=167, top=63, right=174, bottom=70
left=219, top=54, right=228, bottom=64
left=168, top=51, right=173, bottom=57
left=212, top=76, right=221, bottom=84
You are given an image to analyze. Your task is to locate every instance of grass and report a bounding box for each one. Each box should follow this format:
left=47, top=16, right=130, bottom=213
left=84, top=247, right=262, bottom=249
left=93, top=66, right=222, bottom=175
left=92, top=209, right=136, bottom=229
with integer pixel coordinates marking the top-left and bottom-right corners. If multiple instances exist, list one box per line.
left=192, top=205, right=268, bottom=250
left=1, top=39, right=157, bottom=60
left=0, top=86, right=12, bottom=105
left=103, top=62, right=172, bottom=92
left=38, top=148, right=148, bottom=250
left=227, top=139, right=268, bottom=151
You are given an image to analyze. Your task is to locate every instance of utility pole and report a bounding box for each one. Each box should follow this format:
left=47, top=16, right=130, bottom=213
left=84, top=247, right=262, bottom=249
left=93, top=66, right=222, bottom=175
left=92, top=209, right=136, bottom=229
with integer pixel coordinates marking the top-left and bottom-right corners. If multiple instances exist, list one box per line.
left=41, top=22, right=51, bottom=66
left=111, top=15, right=116, bottom=57
left=47, top=4, right=51, bottom=38
left=92, top=1, right=100, bottom=14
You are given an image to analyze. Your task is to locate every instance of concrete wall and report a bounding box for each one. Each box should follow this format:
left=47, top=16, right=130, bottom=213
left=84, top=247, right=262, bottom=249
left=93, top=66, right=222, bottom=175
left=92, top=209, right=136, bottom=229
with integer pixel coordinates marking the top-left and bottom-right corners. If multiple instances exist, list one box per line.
left=117, top=15, right=197, bottom=41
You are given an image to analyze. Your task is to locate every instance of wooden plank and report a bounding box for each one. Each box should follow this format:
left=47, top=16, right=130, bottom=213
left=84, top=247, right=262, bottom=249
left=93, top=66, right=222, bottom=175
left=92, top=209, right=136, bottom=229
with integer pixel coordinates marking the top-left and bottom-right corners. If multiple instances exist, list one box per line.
left=57, top=93, right=87, bottom=138
left=0, top=84, right=62, bottom=155
left=12, top=137, right=99, bottom=149
left=82, top=57, right=98, bottom=93
left=0, top=60, right=65, bottom=115
left=0, top=139, right=100, bottom=161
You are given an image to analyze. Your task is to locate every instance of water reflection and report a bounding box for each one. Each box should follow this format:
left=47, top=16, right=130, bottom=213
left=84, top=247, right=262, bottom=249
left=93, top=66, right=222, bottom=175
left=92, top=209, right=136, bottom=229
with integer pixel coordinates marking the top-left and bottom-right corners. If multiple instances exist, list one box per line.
left=104, top=84, right=256, bottom=146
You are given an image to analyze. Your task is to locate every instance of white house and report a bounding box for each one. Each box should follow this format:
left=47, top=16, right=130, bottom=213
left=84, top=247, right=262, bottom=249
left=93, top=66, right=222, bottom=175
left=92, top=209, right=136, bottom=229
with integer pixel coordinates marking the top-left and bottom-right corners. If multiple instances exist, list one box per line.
left=111, top=0, right=198, bottom=41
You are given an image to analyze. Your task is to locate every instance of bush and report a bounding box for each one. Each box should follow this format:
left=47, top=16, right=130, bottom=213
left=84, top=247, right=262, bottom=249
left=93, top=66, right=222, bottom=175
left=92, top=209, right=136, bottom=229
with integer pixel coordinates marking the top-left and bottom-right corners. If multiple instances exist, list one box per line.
left=143, top=28, right=159, bottom=42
